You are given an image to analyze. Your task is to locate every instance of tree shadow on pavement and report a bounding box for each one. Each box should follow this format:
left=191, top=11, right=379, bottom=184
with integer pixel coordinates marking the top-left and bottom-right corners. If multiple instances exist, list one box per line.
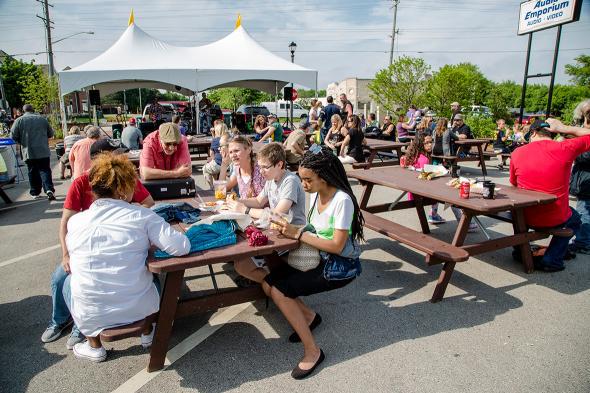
left=0, top=295, right=66, bottom=393
left=167, top=252, right=525, bottom=392
left=0, top=198, right=63, bottom=226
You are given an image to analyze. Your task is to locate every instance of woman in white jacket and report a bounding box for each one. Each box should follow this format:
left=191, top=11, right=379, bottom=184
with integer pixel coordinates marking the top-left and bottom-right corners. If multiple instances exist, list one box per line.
left=63, top=153, right=190, bottom=362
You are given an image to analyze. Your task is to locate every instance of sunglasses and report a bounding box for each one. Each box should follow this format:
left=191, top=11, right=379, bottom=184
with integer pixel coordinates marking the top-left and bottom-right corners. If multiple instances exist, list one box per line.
left=163, top=142, right=178, bottom=147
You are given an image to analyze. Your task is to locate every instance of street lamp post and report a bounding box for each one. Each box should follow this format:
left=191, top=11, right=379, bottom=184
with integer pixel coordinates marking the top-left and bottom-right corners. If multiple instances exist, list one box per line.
left=50, top=31, right=94, bottom=133
left=52, top=31, right=94, bottom=46
left=288, top=41, right=297, bottom=130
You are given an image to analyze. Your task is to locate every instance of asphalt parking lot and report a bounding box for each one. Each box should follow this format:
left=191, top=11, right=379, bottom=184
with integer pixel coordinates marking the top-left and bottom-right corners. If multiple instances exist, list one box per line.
left=0, top=154, right=589, bottom=393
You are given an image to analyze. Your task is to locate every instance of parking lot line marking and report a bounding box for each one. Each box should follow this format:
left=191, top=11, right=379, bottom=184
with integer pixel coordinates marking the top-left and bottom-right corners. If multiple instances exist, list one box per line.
left=111, top=301, right=252, bottom=393
left=0, top=244, right=60, bottom=268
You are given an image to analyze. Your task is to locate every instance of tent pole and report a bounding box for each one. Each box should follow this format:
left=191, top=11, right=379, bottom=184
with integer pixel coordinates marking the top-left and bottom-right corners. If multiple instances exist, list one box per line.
left=315, top=72, right=318, bottom=99
left=196, top=92, right=201, bottom=134
left=59, top=84, right=67, bottom=135
left=275, top=82, right=278, bottom=116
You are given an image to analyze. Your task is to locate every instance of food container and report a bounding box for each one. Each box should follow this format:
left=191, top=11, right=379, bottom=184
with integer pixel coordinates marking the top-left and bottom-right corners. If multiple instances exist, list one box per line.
left=213, top=180, right=227, bottom=200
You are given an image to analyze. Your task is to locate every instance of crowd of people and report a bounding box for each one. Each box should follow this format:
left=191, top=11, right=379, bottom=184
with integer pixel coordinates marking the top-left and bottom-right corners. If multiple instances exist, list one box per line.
left=5, top=96, right=589, bottom=379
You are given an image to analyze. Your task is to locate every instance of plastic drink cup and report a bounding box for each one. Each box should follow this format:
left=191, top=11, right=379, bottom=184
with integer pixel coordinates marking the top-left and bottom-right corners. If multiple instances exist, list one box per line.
left=213, top=180, right=227, bottom=200
left=482, top=181, right=495, bottom=199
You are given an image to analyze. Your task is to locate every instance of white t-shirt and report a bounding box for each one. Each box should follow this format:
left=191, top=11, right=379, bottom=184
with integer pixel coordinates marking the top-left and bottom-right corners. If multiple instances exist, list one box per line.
left=308, top=190, right=354, bottom=240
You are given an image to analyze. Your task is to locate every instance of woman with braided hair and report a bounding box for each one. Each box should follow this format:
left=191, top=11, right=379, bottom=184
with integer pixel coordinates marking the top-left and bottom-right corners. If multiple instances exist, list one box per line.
left=269, top=145, right=364, bottom=379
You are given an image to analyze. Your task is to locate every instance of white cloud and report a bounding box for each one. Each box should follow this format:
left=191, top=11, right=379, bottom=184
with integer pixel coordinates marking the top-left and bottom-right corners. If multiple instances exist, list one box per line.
left=0, top=0, right=588, bottom=89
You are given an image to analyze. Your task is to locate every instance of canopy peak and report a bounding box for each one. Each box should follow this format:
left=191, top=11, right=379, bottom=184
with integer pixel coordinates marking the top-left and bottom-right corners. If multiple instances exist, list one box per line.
left=128, top=9, right=135, bottom=26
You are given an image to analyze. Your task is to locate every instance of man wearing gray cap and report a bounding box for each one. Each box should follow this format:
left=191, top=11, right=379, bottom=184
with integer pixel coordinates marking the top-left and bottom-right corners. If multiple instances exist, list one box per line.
left=10, top=104, right=56, bottom=200
left=139, top=122, right=191, bottom=180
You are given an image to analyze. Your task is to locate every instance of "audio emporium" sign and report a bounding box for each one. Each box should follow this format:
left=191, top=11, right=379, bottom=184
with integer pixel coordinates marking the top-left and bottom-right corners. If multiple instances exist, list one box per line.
left=518, top=0, right=583, bottom=35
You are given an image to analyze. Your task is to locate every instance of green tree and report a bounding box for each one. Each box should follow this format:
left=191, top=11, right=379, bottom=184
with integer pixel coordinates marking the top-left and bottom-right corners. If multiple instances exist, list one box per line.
left=0, top=57, right=42, bottom=110
left=297, top=88, right=326, bottom=98
left=486, top=81, right=521, bottom=121
left=368, top=56, right=431, bottom=113
left=103, top=89, right=189, bottom=113
left=465, top=113, right=496, bottom=139
left=207, top=88, right=272, bottom=110
left=425, top=63, right=491, bottom=118
left=21, top=72, right=59, bottom=114
left=565, top=54, right=590, bottom=87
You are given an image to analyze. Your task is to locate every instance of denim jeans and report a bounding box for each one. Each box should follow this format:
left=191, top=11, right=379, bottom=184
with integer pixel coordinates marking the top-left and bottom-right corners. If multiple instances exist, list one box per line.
left=49, top=264, right=81, bottom=336
left=573, top=199, right=590, bottom=250
left=540, top=207, right=581, bottom=269
left=25, top=157, right=54, bottom=196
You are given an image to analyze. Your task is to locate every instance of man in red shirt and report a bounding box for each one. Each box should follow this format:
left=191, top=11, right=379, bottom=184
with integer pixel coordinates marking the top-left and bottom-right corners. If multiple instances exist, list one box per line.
left=41, top=141, right=154, bottom=348
left=510, top=120, right=590, bottom=272
left=139, top=122, right=191, bottom=180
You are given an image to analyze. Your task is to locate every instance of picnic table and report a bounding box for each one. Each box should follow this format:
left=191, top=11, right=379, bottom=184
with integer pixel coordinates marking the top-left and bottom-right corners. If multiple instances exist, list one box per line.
left=432, top=138, right=493, bottom=176
left=188, top=137, right=213, bottom=157
left=353, top=139, right=409, bottom=169
left=348, top=166, right=557, bottom=302
left=126, top=150, right=141, bottom=167
left=144, top=196, right=299, bottom=371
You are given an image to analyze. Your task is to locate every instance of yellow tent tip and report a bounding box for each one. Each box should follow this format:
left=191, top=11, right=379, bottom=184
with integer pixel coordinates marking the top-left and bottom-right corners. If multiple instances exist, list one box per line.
left=235, top=13, right=241, bottom=29
left=128, top=9, right=135, bottom=26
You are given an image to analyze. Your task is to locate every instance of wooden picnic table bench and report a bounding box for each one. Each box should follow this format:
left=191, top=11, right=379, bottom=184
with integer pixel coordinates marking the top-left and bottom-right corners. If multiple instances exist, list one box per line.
left=362, top=211, right=469, bottom=265
left=349, top=166, right=557, bottom=302
left=432, top=138, right=493, bottom=176
left=352, top=139, right=408, bottom=170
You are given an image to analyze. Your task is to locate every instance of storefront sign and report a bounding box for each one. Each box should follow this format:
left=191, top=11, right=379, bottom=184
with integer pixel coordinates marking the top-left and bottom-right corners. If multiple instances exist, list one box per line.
left=518, top=0, right=583, bottom=35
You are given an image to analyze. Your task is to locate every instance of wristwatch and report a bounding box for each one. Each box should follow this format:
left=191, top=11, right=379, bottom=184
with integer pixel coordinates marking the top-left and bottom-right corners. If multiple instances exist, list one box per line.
left=245, top=207, right=251, bottom=215
left=297, top=227, right=304, bottom=240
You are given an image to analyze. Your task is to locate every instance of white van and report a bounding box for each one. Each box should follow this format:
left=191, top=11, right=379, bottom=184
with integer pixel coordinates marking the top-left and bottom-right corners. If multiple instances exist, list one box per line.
left=260, top=101, right=308, bottom=119
left=142, top=103, right=175, bottom=122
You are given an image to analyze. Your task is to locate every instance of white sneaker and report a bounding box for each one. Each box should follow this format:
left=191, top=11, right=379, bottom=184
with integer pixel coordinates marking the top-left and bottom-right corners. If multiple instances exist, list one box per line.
left=141, top=323, right=156, bottom=348
left=73, top=341, right=107, bottom=363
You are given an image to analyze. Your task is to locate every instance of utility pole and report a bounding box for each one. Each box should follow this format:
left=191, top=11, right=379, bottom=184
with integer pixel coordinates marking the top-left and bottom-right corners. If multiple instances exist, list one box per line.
left=389, top=0, right=399, bottom=65
left=36, top=0, right=54, bottom=77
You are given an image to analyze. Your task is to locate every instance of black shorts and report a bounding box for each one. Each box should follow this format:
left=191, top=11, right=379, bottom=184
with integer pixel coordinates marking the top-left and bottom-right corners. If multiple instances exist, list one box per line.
left=264, top=258, right=354, bottom=299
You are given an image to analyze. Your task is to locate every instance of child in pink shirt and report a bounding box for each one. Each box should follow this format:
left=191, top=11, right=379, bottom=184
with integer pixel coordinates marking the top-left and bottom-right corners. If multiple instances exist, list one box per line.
left=402, top=135, right=445, bottom=224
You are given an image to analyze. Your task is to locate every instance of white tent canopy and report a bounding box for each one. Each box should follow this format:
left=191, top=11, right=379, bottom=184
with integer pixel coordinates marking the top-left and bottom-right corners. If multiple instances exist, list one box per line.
left=59, top=21, right=317, bottom=96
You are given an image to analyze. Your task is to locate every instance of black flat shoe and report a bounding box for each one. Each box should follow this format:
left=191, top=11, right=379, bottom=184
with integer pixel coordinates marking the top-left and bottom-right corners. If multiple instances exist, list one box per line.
left=289, top=313, right=322, bottom=343
left=534, top=262, right=565, bottom=272
left=291, top=349, right=325, bottom=380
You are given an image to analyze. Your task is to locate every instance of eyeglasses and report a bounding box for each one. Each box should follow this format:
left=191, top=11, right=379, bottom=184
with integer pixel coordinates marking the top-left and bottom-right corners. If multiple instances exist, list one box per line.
left=258, top=163, right=275, bottom=171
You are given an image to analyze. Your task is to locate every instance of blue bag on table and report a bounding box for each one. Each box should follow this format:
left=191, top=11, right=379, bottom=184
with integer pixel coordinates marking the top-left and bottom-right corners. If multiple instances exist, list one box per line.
left=155, top=220, right=238, bottom=258
left=152, top=202, right=201, bottom=224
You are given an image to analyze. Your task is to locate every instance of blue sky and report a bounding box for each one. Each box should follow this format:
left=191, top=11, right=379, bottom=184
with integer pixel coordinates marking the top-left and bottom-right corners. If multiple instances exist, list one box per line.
left=0, top=0, right=588, bottom=89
